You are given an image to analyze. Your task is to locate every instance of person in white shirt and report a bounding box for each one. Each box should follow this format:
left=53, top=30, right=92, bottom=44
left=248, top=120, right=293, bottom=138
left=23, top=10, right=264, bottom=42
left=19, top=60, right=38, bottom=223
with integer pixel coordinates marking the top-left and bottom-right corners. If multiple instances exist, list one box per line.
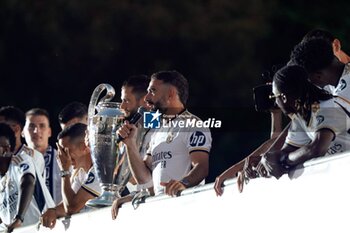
left=255, top=65, right=350, bottom=178
left=110, top=75, right=153, bottom=220
left=22, top=108, right=62, bottom=205
left=0, top=123, right=51, bottom=232
left=0, top=106, right=56, bottom=214
left=117, top=71, right=212, bottom=197
left=0, top=106, right=45, bottom=175
left=40, top=123, right=101, bottom=229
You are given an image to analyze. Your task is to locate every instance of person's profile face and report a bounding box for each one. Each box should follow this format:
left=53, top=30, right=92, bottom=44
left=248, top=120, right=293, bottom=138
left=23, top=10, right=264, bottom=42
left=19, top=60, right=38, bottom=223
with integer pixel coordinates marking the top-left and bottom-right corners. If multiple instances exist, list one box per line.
left=120, top=86, right=139, bottom=119
left=272, top=82, right=296, bottom=115
left=144, top=79, right=169, bottom=113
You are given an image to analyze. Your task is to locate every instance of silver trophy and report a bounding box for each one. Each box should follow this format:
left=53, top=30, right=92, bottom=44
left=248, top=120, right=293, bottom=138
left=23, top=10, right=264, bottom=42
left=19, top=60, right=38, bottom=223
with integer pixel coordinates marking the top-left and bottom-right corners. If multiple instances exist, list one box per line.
left=85, top=83, right=125, bottom=207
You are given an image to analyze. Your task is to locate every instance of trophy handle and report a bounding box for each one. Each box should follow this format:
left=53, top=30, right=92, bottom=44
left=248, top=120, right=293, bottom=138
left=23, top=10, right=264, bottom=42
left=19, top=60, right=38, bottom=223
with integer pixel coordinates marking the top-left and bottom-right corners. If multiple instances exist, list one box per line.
left=88, top=83, right=115, bottom=123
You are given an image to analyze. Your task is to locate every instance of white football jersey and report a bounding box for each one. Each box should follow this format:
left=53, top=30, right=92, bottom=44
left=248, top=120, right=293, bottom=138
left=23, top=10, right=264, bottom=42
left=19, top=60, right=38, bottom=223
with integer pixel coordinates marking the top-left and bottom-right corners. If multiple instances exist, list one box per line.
left=147, top=110, right=212, bottom=195
left=80, top=166, right=101, bottom=198
left=15, top=144, right=56, bottom=210
left=286, top=97, right=350, bottom=156
left=69, top=166, right=101, bottom=213
left=16, top=144, right=45, bottom=177
left=0, top=153, right=40, bottom=227
left=332, top=63, right=350, bottom=110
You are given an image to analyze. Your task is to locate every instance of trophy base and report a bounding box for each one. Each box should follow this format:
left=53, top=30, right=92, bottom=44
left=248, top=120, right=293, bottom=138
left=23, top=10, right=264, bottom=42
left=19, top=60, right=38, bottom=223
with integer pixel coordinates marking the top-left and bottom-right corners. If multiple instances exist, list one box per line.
left=85, top=190, right=119, bottom=208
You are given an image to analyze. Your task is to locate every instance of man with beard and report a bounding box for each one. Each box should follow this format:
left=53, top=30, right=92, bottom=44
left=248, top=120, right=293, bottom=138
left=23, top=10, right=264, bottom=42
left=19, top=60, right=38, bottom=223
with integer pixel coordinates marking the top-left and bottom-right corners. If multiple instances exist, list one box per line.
left=111, top=75, right=153, bottom=220
left=117, top=71, right=212, bottom=197
left=113, top=75, right=152, bottom=194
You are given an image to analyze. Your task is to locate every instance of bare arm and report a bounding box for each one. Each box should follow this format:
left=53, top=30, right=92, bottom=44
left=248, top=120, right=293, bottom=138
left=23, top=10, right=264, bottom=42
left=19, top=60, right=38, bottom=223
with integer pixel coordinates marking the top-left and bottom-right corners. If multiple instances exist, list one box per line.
left=161, top=151, right=209, bottom=196
left=40, top=203, right=66, bottom=229
left=270, top=109, right=283, bottom=139
left=183, top=151, right=209, bottom=186
left=284, top=128, right=334, bottom=166
left=7, top=174, right=35, bottom=232
left=214, top=121, right=290, bottom=196
left=259, top=128, right=334, bottom=179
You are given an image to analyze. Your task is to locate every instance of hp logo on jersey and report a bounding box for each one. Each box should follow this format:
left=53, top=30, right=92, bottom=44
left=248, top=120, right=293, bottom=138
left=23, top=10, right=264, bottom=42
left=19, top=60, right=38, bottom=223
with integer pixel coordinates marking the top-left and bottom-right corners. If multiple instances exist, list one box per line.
left=144, top=110, right=161, bottom=129
left=189, top=131, right=206, bottom=147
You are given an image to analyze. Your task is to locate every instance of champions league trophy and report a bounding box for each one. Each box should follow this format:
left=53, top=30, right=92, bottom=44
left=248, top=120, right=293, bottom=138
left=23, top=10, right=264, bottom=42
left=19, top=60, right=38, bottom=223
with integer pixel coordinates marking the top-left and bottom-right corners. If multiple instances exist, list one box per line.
left=85, top=83, right=125, bottom=207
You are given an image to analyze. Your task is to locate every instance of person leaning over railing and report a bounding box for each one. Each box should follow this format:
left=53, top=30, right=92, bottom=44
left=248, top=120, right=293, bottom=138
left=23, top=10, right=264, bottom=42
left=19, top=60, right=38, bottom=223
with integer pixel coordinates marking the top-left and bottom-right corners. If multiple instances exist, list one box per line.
left=249, top=65, right=350, bottom=179
left=214, top=31, right=350, bottom=196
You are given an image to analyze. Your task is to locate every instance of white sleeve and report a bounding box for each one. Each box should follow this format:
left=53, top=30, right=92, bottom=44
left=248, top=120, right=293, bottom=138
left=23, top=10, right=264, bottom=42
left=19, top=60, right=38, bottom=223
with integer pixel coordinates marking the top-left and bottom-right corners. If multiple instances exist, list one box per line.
left=185, top=125, right=212, bottom=154
left=315, top=101, right=349, bottom=136
left=333, top=75, right=350, bottom=105
left=81, top=167, right=101, bottom=197
left=285, top=118, right=311, bottom=147
left=71, top=169, right=86, bottom=193
left=14, top=154, right=36, bottom=179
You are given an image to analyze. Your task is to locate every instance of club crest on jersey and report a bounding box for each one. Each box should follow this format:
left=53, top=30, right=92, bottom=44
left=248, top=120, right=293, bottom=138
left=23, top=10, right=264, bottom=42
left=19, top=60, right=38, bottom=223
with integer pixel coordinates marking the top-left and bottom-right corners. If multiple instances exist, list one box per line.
left=316, top=115, right=325, bottom=125
left=189, top=131, right=206, bottom=147
left=20, top=163, right=29, bottom=172
left=335, top=79, right=347, bottom=93
left=166, top=132, right=175, bottom=143
left=85, top=172, right=95, bottom=184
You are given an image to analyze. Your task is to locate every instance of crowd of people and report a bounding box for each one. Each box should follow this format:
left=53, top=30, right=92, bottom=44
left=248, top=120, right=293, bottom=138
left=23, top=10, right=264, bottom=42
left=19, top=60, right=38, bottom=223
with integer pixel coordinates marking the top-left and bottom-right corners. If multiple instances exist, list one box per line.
left=1, top=28, right=350, bottom=232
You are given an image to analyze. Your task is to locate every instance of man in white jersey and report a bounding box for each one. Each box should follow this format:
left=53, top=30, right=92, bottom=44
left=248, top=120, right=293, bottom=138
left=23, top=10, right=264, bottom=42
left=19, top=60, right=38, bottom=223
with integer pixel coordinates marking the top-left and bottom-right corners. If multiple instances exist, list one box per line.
left=22, top=108, right=62, bottom=205
left=288, top=38, right=350, bottom=153
left=0, top=106, right=45, bottom=176
left=215, top=32, right=350, bottom=195
left=291, top=38, right=350, bottom=103
left=41, top=123, right=101, bottom=229
left=111, top=75, right=153, bottom=220
left=0, top=123, right=50, bottom=232
left=0, top=106, right=56, bottom=214
left=117, top=71, right=212, bottom=196
left=256, top=66, right=350, bottom=178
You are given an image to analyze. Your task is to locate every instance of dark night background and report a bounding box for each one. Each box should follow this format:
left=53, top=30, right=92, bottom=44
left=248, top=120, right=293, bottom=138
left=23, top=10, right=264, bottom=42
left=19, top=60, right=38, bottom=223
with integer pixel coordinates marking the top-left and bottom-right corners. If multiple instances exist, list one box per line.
left=1, top=0, right=349, bottom=183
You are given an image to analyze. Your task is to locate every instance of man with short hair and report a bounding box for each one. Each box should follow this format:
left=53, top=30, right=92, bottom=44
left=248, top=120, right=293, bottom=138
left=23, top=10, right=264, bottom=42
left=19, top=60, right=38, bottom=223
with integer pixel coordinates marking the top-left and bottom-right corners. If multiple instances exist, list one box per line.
left=301, top=28, right=350, bottom=64
left=40, top=123, right=101, bottom=229
left=58, top=101, right=88, bottom=129
left=117, top=75, right=151, bottom=189
left=22, top=108, right=62, bottom=204
left=118, top=71, right=212, bottom=196
left=0, top=106, right=44, bottom=174
left=291, top=38, right=350, bottom=107
left=0, top=106, right=56, bottom=221
left=0, top=123, right=48, bottom=231
left=111, top=75, right=152, bottom=220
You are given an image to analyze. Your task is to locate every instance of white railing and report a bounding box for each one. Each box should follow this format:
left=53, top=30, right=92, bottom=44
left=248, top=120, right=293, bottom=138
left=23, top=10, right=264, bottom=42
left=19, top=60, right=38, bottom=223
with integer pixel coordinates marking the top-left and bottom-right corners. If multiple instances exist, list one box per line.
left=15, top=152, right=350, bottom=233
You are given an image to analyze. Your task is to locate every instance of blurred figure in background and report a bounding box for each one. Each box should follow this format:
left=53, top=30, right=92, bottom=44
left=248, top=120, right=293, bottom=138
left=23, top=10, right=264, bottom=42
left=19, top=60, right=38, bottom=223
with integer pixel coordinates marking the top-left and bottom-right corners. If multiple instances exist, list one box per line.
left=58, top=101, right=88, bottom=130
